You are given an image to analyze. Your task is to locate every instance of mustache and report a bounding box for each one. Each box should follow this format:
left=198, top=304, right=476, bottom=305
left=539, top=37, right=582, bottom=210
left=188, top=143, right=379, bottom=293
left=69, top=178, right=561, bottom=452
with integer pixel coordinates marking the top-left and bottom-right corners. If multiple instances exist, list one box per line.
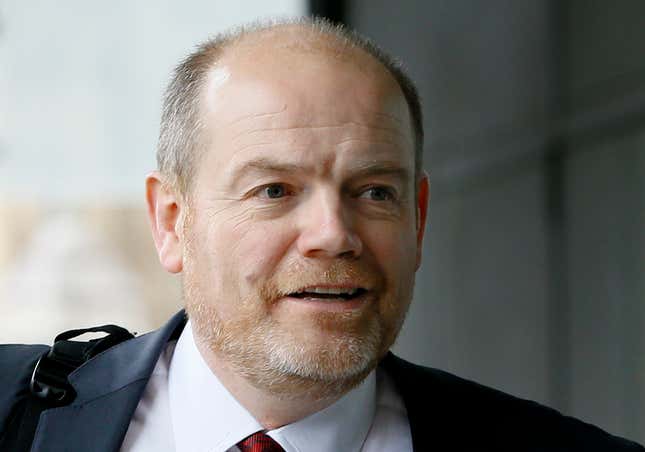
left=261, top=260, right=384, bottom=300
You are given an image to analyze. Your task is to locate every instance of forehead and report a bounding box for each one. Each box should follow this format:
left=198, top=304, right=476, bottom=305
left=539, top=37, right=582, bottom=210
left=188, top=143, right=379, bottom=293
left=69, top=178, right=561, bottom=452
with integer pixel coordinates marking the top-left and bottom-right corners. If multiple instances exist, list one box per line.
left=198, top=33, right=414, bottom=172
left=214, top=40, right=407, bottom=115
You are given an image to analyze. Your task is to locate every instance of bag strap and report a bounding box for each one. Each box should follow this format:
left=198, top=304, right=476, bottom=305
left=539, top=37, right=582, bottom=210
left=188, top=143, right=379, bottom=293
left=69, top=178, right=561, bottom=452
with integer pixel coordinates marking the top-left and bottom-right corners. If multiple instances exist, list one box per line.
left=0, top=324, right=134, bottom=452
left=30, top=324, right=134, bottom=404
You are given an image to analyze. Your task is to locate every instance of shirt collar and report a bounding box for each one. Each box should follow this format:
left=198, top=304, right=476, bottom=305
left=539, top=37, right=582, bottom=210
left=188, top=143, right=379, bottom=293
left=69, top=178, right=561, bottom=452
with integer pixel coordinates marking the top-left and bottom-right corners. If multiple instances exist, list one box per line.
left=268, top=372, right=375, bottom=452
left=168, top=321, right=376, bottom=452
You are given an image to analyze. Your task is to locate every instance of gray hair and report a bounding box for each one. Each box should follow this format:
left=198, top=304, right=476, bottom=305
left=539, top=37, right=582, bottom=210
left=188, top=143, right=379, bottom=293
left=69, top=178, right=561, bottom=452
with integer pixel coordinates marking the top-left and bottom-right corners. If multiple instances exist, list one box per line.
left=156, top=17, right=424, bottom=198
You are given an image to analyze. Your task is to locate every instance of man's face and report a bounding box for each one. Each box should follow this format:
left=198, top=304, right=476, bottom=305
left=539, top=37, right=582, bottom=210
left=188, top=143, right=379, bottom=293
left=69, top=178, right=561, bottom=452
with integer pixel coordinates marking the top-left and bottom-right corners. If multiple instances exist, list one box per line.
left=182, top=44, right=428, bottom=393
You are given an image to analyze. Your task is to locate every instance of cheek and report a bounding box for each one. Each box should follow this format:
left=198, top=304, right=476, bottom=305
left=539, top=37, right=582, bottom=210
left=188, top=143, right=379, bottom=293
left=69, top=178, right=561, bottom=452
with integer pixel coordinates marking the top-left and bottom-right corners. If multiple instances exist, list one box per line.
left=188, top=219, right=295, bottom=321
left=222, top=218, right=297, bottom=287
left=361, top=220, right=418, bottom=272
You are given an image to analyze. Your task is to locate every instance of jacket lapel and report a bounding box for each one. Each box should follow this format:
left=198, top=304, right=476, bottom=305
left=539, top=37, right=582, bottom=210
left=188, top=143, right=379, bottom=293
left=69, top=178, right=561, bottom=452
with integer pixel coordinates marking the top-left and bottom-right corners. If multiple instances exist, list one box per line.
left=381, top=353, right=480, bottom=451
left=381, top=352, right=441, bottom=452
left=30, top=310, right=187, bottom=452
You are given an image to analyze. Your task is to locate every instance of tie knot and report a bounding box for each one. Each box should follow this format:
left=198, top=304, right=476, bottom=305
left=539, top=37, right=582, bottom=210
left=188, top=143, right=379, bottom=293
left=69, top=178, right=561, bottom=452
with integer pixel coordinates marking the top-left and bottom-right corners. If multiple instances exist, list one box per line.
left=237, top=431, right=285, bottom=452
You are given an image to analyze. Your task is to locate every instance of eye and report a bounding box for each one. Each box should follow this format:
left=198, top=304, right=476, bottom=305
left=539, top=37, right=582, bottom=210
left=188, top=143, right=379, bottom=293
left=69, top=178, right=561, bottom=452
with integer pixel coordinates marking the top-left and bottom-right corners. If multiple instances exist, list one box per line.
left=259, top=183, right=290, bottom=199
left=359, top=186, right=396, bottom=201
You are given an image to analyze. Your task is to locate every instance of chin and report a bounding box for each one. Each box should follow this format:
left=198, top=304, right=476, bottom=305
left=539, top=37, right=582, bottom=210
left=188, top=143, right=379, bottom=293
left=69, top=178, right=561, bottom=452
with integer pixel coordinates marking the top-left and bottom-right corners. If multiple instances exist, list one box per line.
left=274, top=328, right=381, bottom=378
left=248, top=330, right=383, bottom=400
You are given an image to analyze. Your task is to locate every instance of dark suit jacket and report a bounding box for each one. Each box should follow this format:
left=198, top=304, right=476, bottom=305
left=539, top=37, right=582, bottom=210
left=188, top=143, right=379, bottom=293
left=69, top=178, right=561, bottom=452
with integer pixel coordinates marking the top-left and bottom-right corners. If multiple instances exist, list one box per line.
left=1, top=310, right=643, bottom=451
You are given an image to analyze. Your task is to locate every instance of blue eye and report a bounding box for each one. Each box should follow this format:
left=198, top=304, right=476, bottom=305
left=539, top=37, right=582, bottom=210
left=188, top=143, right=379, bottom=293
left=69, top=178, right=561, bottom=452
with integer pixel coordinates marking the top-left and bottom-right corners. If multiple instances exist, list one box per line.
left=361, top=186, right=395, bottom=201
left=263, top=184, right=287, bottom=199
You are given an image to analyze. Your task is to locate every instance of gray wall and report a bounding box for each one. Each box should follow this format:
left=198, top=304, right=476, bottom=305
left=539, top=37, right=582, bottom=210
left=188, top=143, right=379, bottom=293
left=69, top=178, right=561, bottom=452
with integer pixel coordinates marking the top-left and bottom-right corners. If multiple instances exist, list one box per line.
left=347, top=0, right=645, bottom=443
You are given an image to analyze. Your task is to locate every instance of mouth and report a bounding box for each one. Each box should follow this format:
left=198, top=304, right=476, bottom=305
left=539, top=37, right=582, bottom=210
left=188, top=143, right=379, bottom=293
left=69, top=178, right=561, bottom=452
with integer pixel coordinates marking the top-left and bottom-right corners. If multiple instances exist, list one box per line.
left=287, top=286, right=368, bottom=301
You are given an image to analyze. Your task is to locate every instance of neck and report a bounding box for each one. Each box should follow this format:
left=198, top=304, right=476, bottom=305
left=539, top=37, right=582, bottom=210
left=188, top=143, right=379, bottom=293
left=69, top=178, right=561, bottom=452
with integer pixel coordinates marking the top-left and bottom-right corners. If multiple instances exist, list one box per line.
left=194, top=339, right=351, bottom=429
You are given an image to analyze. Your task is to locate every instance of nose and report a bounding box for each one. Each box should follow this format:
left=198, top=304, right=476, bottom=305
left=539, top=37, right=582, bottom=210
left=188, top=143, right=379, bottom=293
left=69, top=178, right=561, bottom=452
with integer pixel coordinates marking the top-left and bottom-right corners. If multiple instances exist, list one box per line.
left=296, top=191, right=363, bottom=259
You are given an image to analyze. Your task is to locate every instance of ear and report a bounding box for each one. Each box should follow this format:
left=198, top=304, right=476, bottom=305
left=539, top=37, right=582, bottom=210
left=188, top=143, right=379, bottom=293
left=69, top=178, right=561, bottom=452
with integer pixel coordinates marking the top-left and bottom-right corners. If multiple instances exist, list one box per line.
left=415, top=172, right=430, bottom=270
left=146, top=171, right=184, bottom=273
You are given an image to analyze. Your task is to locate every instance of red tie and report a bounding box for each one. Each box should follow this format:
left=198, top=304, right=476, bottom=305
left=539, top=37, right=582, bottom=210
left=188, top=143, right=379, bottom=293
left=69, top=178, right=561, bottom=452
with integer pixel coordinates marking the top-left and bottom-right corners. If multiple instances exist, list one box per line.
left=237, top=432, right=285, bottom=452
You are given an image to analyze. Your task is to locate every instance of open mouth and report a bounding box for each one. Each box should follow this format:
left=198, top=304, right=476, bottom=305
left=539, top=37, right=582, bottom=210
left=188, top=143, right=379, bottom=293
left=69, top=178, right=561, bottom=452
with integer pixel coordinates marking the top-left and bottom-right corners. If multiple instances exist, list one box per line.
left=288, top=287, right=368, bottom=301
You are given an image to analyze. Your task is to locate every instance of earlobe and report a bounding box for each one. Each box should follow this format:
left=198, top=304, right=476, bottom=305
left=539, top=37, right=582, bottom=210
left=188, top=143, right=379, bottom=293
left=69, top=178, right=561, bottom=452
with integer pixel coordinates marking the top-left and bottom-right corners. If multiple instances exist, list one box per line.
left=145, top=172, right=184, bottom=273
left=415, top=173, right=430, bottom=270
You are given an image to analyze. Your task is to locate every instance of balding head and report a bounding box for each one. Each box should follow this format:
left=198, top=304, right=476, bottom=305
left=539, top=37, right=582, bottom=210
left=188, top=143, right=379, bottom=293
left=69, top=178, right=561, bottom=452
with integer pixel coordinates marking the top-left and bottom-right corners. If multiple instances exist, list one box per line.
left=156, top=17, right=423, bottom=199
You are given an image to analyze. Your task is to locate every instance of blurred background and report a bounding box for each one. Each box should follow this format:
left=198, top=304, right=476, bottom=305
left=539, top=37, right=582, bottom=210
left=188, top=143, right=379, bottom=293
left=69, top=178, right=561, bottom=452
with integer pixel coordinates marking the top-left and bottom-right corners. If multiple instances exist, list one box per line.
left=1, top=0, right=643, bottom=443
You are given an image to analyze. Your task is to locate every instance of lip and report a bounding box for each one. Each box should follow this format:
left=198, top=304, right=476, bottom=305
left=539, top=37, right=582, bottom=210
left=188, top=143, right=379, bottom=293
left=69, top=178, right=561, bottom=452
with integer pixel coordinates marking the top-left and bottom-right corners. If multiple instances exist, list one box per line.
left=280, top=289, right=371, bottom=312
left=295, top=283, right=368, bottom=292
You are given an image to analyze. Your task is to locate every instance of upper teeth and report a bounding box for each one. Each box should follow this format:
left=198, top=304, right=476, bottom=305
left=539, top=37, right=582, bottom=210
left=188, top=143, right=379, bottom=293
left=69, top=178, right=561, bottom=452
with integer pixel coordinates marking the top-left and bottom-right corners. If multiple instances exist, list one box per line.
left=304, top=287, right=358, bottom=295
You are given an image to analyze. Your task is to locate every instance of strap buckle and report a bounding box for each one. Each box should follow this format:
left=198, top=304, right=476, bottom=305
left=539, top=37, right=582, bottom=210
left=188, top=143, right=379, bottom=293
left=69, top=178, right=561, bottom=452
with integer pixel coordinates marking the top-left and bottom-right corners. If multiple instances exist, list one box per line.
left=29, top=353, right=76, bottom=405
left=29, top=324, right=134, bottom=406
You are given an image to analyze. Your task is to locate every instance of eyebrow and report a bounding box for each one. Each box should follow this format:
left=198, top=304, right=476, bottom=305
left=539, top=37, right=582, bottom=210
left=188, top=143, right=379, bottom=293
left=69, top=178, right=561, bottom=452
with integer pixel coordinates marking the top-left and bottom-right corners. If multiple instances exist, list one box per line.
left=347, top=162, right=411, bottom=183
left=233, top=158, right=303, bottom=176
left=232, top=158, right=410, bottom=183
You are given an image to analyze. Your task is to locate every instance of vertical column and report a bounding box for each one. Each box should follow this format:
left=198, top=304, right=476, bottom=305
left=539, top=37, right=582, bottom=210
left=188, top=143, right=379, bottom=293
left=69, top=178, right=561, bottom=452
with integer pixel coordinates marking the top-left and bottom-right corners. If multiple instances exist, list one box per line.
left=545, top=0, right=572, bottom=414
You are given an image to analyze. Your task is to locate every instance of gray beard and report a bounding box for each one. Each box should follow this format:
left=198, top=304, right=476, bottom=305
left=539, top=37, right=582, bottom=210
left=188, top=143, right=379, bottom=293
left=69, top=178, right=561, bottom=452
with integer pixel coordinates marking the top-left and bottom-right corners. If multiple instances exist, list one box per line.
left=186, top=295, right=386, bottom=401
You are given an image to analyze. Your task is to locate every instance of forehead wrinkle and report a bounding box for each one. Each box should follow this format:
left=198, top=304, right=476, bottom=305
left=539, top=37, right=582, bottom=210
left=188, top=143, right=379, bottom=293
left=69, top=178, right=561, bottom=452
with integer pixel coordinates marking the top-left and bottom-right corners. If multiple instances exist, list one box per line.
left=225, top=104, right=288, bottom=128
left=235, top=121, right=403, bottom=135
left=229, top=121, right=411, bottom=147
left=370, top=110, right=404, bottom=125
left=333, top=137, right=409, bottom=149
left=227, top=141, right=279, bottom=156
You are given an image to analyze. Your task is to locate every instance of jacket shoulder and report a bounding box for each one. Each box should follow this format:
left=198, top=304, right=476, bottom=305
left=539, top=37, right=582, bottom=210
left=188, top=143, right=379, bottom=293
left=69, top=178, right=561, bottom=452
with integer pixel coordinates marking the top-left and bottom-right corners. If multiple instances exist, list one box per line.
left=382, top=353, right=644, bottom=451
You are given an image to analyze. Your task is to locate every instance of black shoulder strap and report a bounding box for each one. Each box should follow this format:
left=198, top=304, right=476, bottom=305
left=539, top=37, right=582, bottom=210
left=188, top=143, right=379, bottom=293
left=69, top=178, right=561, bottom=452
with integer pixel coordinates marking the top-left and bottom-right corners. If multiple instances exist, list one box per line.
left=0, top=324, right=134, bottom=452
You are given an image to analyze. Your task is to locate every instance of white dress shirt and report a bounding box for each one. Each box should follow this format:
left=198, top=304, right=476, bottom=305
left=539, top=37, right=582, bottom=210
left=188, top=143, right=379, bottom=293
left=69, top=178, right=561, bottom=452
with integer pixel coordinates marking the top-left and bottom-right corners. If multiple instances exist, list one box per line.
left=121, top=322, right=412, bottom=452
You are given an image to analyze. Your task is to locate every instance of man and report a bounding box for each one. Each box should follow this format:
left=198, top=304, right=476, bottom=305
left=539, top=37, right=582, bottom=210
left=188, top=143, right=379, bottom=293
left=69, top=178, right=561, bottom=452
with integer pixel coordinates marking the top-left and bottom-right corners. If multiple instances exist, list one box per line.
left=1, top=18, right=643, bottom=452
